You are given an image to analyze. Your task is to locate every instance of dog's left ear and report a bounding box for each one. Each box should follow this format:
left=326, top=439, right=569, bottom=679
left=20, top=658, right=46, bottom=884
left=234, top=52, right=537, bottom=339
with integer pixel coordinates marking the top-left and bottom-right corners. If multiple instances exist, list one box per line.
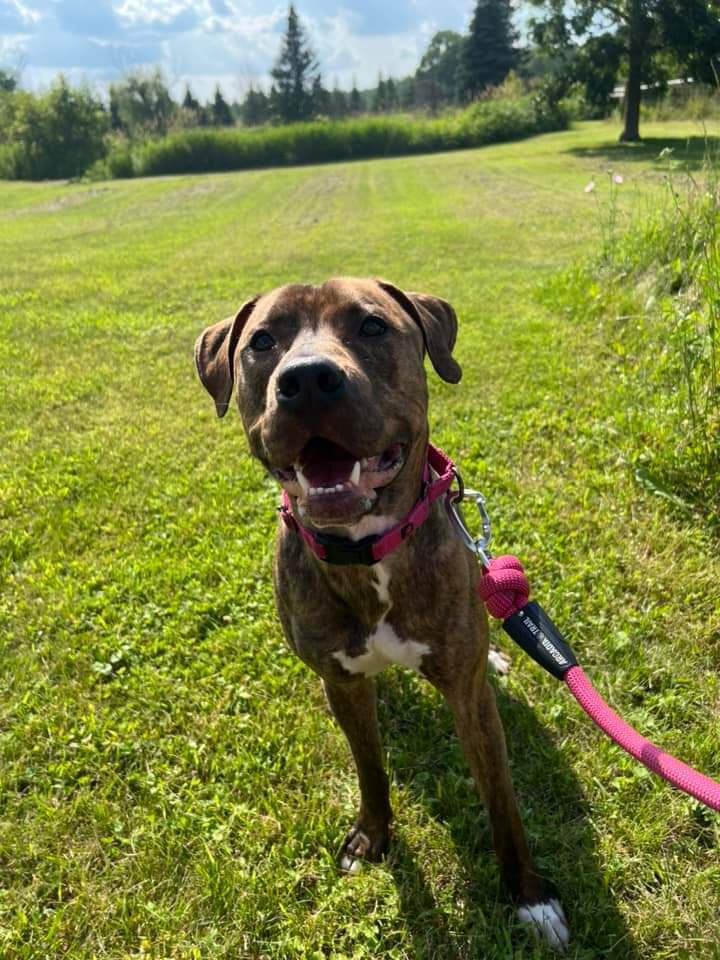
left=194, top=297, right=259, bottom=417
left=376, top=280, right=462, bottom=384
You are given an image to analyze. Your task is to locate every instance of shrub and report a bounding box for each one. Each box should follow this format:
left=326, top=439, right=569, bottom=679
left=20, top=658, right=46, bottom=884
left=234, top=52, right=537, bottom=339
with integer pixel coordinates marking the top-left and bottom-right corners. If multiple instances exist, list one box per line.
left=102, top=95, right=568, bottom=179
left=0, top=77, right=108, bottom=180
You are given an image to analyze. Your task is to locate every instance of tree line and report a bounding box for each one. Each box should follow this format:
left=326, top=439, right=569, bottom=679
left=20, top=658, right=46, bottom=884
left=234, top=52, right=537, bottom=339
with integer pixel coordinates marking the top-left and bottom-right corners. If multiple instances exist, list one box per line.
left=234, top=1, right=720, bottom=141
left=0, top=0, right=718, bottom=179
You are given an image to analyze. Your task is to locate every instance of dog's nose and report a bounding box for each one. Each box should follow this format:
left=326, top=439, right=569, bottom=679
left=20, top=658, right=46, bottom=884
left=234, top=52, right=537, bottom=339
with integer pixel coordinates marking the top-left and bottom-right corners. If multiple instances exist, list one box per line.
left=276, top=357, right=346, bottom=408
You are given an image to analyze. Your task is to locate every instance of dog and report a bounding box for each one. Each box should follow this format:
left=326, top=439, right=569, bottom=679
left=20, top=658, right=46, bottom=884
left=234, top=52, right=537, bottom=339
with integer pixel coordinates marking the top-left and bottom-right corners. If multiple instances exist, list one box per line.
left=195, top=277, right=569, bottom=952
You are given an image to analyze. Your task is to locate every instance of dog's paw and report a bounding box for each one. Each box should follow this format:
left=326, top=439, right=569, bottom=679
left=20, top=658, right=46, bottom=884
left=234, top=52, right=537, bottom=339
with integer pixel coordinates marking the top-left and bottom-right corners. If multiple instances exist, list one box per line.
left=339, top=822, right=389, bottom=874
left=517, top=898, right=570, bottom=953
left=488, top=645, right=511, bottom=676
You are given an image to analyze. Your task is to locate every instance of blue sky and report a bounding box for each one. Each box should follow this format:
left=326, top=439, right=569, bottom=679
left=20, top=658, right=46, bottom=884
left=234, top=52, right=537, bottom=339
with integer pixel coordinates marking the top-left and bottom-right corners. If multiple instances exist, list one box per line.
left=0, top=0, right=492, bottom=101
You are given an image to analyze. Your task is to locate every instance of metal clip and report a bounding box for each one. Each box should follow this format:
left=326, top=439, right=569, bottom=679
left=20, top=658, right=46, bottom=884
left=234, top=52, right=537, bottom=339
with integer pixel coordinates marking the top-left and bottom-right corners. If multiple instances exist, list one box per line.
left=445, top=469, right=493, bottom=569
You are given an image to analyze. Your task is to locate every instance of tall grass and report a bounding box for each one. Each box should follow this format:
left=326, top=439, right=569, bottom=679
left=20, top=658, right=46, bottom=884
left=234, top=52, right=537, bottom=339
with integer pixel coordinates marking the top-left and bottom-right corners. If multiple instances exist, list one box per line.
left=90, top=95, right=566, bottom=179
left=640, top=83, right=719, bottom=123
left=549, top=146, right=720, bottom=519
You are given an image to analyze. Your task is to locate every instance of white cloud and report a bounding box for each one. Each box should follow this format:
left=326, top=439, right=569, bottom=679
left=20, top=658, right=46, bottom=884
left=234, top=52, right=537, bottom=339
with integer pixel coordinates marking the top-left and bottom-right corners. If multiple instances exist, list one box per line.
left=0, top=0, right=42, bottom=31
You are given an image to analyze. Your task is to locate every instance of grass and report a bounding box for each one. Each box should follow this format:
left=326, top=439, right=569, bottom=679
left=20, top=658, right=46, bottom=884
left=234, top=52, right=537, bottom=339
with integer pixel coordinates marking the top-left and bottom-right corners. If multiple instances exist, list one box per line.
left=0, top=119, right=719, bottom=959
left=548, top=141, right=720, bottom=522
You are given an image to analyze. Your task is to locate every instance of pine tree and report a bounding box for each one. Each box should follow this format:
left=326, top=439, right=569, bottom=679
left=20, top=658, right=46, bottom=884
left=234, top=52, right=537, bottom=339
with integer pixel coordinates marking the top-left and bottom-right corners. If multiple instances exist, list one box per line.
left=349, top=80, right=362, bottom=114
left=311, top=75, right=331, bottom=116
left=460, top=0, right=517, bottom=100
left=242, top=85, right=270, bottom=126
left=270, top=5, right=318, bottom=123
left=269, top=83, right=280, bottom=121
left=182, top=85, right=200, bottom=112
left=372, top=73, right=387, bottom=112
left=399, top=77, right=416, bottom=110
left=330, top=82, right=348, bottom=119
left=211, top=85, right=233, bottom=126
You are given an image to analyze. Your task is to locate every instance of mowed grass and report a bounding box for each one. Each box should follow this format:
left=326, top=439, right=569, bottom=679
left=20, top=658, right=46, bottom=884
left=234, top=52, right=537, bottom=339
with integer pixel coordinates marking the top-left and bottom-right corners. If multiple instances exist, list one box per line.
left=1, top=120, right=718, bottom=959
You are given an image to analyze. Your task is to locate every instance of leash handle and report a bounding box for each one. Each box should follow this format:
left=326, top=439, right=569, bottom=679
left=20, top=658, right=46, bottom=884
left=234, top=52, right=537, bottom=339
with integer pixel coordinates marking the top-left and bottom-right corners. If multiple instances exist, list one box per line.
left=478, top=554, right=720, bottom=813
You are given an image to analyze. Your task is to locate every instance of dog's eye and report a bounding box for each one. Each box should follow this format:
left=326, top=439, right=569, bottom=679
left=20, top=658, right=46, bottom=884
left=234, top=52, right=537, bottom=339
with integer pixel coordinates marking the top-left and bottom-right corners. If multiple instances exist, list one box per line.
left=250, top=330, right=275, bottom=352
left=359, top=316, right=387, bottom=337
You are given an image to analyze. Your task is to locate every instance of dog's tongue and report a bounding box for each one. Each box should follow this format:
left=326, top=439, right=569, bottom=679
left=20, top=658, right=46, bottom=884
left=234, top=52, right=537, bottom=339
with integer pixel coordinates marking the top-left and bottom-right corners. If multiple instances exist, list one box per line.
left=299, top=438, right=356, bottom=487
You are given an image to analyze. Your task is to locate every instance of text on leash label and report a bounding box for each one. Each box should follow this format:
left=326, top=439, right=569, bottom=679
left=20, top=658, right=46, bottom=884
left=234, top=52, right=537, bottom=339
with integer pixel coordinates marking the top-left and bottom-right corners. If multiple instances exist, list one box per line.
left=521, top=615, right=569, bottom=667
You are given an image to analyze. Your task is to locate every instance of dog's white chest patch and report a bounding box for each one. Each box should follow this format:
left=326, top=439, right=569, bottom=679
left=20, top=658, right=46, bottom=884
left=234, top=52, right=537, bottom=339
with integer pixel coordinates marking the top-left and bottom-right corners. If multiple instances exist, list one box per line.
left=334, top=621, right=430, bottom=677
left=332, top=563, right=430, bottom=677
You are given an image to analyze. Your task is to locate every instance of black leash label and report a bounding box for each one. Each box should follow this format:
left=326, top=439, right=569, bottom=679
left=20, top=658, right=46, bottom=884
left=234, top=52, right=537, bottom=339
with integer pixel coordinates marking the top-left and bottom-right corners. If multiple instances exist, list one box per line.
left=502, top=601, right=578, bottom=680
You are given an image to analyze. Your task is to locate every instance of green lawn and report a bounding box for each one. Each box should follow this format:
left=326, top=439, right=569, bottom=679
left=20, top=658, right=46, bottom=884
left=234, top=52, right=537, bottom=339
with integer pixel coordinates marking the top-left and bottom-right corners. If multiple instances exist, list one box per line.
left=1, top=120, right=718, bottom=959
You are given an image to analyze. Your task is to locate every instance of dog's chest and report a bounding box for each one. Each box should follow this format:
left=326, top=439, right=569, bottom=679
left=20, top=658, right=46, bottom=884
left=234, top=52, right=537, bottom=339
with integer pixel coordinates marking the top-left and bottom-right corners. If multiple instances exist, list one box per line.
left=332, top=564, right=430, bottom=677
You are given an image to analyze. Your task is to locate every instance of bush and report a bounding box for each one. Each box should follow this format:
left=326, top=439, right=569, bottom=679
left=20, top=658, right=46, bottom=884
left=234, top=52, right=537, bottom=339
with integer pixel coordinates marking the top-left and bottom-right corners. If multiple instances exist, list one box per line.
left=547, top=150, right=720, bottom=520
left=100, top=95, right=568, bottom=179
left=0, top=77, right=108, bottom=180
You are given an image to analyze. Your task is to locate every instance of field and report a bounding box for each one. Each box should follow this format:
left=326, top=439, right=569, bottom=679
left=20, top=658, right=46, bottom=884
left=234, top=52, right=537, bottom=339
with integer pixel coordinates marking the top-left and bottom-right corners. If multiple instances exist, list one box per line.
left=1, top=120, right=719, bottom=959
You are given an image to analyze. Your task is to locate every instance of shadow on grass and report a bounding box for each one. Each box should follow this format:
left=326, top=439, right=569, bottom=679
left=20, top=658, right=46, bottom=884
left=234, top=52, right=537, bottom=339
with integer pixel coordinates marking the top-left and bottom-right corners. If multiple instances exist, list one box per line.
left=376, top=663, right=638, bottom=960
left=566, top=134, right=718, bottom=172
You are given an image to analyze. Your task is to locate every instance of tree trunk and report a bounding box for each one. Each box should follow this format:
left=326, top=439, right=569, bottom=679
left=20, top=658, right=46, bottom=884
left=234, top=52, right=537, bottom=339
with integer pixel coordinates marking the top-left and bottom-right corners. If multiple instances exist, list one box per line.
left=620, top=0, right=644, bottom=142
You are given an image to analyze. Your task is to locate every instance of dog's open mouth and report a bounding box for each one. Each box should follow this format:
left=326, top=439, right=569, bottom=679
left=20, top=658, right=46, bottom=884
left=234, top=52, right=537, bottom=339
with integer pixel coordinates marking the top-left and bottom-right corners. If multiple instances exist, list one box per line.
left=272, top=438, right=406, bottom=523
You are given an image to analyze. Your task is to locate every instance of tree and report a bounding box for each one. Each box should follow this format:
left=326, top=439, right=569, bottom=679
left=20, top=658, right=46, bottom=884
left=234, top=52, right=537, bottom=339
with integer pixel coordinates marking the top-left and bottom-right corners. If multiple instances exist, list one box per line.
left=179, top=84, right=207, bottom=127
left=574, top=33, right=625, bottom=116
left=211, top=85, right=233, bottom=126
left=529, top=1, right=720, bottom=141
left=399, top=76, right=416, bottom=110
left=182, top=85, right=200, bottom=112
left=242, top=85, right=270, bottom=126
left=0, top=76, right=108, bottom=179
left=270, top=5, right=319, bottom=123
left=415, top=30, right=465, bottom=107
left=311, top=75, right=331, bottom=116
left=268, top=83, right=281, bottom=121
left=0, top=69, right=18, bottom=93
left=109, top=69, right=175, bottom=138
left=372, top=73, right=388, bottom=112
left=329, top=82, right=348, bottom=119
left=459, top=0, right=517, bottom=100
left=349, top=79, right=362, bottom=114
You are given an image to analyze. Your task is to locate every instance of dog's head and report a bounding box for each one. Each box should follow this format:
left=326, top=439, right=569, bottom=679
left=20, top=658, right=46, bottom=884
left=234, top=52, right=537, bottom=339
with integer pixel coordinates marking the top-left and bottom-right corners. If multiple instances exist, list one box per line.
left=195, top=277, right=461, bottom=530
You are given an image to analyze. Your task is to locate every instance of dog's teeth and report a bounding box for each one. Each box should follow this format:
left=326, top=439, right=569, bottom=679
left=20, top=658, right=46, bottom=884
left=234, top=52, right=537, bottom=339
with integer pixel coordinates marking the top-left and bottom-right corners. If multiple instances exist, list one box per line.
left=310, top=487, right=318, bottom=495
left=350, top=461, right=361, bottom=485
left=335, top=483, right=344, bottom=492
left=295, top=467, right=310, bottom=495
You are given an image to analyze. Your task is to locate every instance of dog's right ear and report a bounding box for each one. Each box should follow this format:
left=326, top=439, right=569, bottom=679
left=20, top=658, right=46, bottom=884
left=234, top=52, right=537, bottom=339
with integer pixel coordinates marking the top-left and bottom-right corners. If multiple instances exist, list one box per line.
left=194, top=297, right=259, bottom=418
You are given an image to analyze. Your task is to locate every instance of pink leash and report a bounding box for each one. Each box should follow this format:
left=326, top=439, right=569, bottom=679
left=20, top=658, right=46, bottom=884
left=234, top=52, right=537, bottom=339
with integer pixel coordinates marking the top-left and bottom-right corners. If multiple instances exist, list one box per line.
left=478, top=555, right=720, bottom=812
left=281, top=439, right=720, bottom=812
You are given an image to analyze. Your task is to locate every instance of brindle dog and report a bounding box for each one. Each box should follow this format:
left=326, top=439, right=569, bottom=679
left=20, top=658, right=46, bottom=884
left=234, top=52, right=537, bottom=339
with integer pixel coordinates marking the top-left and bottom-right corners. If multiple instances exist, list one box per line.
left=195, top=278, right=569, bottom=951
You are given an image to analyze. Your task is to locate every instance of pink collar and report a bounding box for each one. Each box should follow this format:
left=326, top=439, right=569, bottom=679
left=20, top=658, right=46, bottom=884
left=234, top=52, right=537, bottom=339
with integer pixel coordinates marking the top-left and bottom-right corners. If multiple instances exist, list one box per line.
left=278, top=443, right=456, bottom=565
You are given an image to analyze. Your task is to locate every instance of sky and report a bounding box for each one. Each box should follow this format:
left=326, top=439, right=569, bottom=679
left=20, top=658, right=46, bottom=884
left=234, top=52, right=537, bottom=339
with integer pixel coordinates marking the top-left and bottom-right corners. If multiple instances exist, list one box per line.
left=0, top=0, right=494, bottom=101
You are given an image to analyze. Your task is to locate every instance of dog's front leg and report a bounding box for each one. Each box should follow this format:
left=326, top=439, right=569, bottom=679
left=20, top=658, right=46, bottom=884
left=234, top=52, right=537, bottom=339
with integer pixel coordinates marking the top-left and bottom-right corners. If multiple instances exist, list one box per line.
left=323, top=677, right=392, bottom=872
left=441, top=669, right=570, bottom=953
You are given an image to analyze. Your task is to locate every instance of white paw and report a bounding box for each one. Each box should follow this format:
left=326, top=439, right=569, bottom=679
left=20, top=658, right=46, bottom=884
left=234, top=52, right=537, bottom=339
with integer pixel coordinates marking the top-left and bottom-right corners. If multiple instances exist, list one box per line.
left=339, top=854, right=362, bottom=874
left=339, top=829, right=370, bottom=874
left=488, top=646, right=511, bottom=675
left=517, top=898, right=570, bottom=953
